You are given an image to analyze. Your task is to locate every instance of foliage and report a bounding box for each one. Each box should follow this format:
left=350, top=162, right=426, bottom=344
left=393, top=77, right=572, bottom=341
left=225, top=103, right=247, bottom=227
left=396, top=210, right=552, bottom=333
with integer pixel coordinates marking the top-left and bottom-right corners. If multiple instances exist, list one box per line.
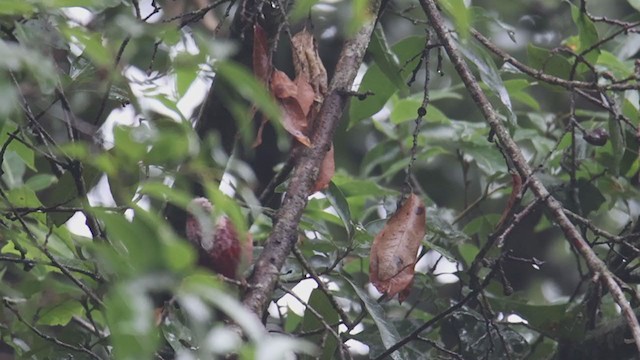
left=0, top=0, right=639, bottom=359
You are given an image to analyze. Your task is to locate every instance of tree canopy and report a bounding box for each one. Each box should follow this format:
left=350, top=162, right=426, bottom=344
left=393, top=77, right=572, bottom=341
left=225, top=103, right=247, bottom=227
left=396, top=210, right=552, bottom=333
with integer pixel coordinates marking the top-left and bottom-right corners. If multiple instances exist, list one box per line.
left=1, top=0, right=640, bottom=359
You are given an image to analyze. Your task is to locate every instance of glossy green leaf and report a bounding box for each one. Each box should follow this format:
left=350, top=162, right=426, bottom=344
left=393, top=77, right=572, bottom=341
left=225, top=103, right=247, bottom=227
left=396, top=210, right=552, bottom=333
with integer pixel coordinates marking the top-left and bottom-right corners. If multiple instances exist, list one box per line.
left=369, top=25, right=410, bottom=96
left=528, top=44, right=573, bottom=79
left=569, top=2, right=600, bottom=67
left=325, top=182, right=353, bottom=238
left=629, top=0, right=640, bottom=11
left=344, top=277, right=408, bottom=360
left=349, top=35, right=425, bottom=128
left=390, top=99, right=450, bottom=124
left=301, top=289, right=339, bottom=359
left=458, top=42, right=515, bottom=124
left=608, top=115, right=624, bottom=176
left=37, top=300, right=83, bottom=326
left=105, top=282, right=159, bottom=360
left=290, top=0, right=320, bottom=21
left=504, top=79, right=539, bottom=110
left=25, top=174, right=58, bottom=192
left=440, top=0, right=471, bottom=39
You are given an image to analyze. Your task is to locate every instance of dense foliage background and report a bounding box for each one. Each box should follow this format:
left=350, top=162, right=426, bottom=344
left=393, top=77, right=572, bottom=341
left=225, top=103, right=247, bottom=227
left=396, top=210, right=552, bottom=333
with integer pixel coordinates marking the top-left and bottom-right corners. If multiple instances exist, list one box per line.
left=1, top=0, right=640, bottom=359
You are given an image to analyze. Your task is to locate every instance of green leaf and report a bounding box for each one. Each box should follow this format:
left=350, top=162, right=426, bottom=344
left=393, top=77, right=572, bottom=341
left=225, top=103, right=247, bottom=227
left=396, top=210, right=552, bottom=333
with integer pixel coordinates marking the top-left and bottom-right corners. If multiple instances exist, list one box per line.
left=463, top=214, right=501, bottom=239
left=608, top=115, right=624, bottom=176
left=390, top=98, right=450, bottom=124
left=629, top=0, right=640, bottom=12
left=344, top=277, right=408, bottom=360
left=440, top=0, right=471, bottom=39
left=174, top=53, right=200, bottom=98
left=528, top=44, right=573, bottom=79
left=325, top=182, right=353, bottom=238
left=61, top=26, right=113, bottom=67
left=290, top=0, right=319, bottom=21
left=1, top=151, right=26, bottom=189
left=462, top=143, right=509, bottom=175
left=0, top=122, right=35, bottom=170
left=0, top=1, right=35, bottom=14
left=349, top=36, right=425, bottom=128
left=139, top=181, right=194, bottom=209
left=458, top=42, right=516, bottom=124
left=43, top=0, right=122, bottom=8
left=597, top=51, right=633, bottom=79
left=569, top=2, right=601, bottom=67
left=301, top=289, right=339, bottom=359
left=486, top=296, right=587, bottom=340
left=37, top=300, right=83, bottom=326
left=369, top=25, right=410, bottom=96
left=504, top=79, right=539, bottom=110
left=450, top=310, right=529, bottom=358
left=98, top=210, right=164, bottom=272
left=25, top=174, right=58, bottom=192
left=106, top=282, right=159, bottom=360
left=4, top=187, right=44, bottom=222
left=457, top=242, right=479, bottom=267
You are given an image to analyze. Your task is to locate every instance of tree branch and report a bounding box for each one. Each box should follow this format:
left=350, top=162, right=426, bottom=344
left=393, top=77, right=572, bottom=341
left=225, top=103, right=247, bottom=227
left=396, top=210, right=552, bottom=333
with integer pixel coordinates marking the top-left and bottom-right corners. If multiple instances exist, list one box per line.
left=419, top=0, right=640, bottom=355
left=241, top=1, right=383, bottom=317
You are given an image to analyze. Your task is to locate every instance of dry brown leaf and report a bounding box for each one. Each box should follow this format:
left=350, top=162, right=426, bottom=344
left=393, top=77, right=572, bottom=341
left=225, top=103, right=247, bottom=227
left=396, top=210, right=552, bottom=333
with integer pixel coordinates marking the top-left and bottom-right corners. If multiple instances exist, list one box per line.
left=271, top=70, right=298, bottom=98
left=295, top=76, right=315, bottom=116
left=270, top=69, right=314, bottom=146
left=291, top=28, right=328, bottom=99
left=251, top=24, right=271, bottom=148
left=253, top=23, right=271, bottom=84
left=369, top=194, right=426, bottom=301
left=313, top=143, right=334, bottom=192
left=280, top=98, right=311, bottom=146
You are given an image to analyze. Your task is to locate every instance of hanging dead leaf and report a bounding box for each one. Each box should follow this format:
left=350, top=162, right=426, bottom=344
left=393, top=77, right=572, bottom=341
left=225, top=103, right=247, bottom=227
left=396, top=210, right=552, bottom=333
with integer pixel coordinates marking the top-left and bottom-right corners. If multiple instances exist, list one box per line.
left=291, top=28, right=328, bottom=100
left=280, top=97, right=311, bottom=146
left=270, top=69, right=315, bottom=146
left=369, top=193, right=426, bottom=301
left=253, top=23, right=271, bottom=84
left=294, top=76, right=315, bottom=117
left=313, top=143, right=334, bottom=192
left=271, top=70, right=298, bottom=98
left=251, top=24, right=271, bottom=148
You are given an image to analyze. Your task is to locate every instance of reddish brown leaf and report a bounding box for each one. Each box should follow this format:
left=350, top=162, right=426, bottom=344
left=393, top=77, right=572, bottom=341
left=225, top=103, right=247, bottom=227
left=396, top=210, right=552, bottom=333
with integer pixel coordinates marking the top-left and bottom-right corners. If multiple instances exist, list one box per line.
left=295, top=76, right=315, bottom=117
left=313, top=143, right=334, bottom=192
left=252, top=116, right=269, bottom=148
left=251, top=24, right=271, bottom=147
left=271, top=70, right=298, bottom=98
left=270, top=69, right=314, bottom=146
left=369, top=194, right=426, bottom=301
left=495, top=171, right=523, bottom=231
left=253, top=23, right=271, bottom=84
left=280, top=98, right=311, bottom=146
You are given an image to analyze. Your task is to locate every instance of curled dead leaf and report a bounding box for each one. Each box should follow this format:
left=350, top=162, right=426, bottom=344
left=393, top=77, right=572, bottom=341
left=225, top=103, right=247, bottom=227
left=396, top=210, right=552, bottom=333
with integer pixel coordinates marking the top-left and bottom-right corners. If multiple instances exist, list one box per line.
left=253, top=23, right=271, bottom=84
left=369, top=194, right=426, bottom=301
left=271, top=70, right=299, bottom=99
left=251, top=24, right=271, bottom=148
left=280, top=98, right=311, bottom=147
left=270, top=69, right=315, bottom=147
left=313, top=143, right=335, bottom=192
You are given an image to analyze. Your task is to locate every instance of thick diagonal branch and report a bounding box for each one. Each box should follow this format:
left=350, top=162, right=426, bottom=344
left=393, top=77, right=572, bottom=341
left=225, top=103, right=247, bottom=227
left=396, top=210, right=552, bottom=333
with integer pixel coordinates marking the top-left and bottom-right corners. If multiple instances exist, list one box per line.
left=242, top=1, right=383, bottom=317
left=419, top=0, right=640, bottom=355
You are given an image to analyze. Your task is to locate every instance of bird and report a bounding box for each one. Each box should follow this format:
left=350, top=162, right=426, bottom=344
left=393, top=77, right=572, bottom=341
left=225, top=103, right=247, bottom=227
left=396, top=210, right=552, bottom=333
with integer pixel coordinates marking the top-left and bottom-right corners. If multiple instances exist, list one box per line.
left=185, top=197, right=253, bottom=280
